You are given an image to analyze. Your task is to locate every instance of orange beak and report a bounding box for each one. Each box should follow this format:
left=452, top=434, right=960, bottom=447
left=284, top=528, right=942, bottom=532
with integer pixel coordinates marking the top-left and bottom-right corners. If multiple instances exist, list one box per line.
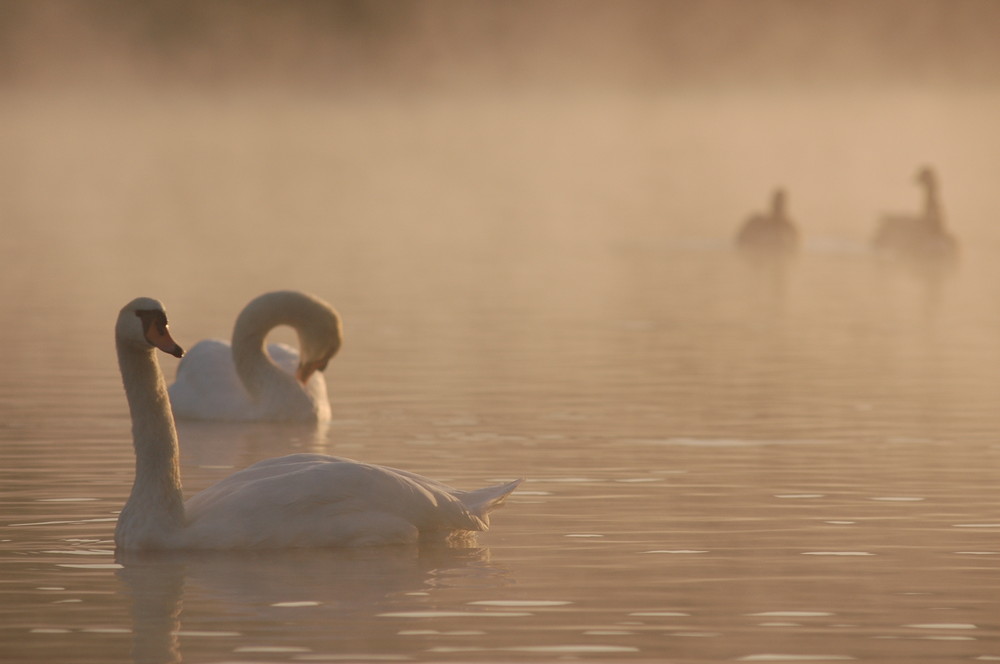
left=295, top=359, right=326, bottom=384
left=147, top=325, right=184, bottom=358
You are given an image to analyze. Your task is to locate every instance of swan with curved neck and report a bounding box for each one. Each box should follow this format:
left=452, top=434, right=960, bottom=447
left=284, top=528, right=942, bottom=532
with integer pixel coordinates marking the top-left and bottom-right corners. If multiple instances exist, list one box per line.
left=873, top=166, right=957, bottom=263
left=735, top=188, right=799, bottom=257
left=114, top=297, right=521, bottom=551
left=168, top=290, right=342, bottom=422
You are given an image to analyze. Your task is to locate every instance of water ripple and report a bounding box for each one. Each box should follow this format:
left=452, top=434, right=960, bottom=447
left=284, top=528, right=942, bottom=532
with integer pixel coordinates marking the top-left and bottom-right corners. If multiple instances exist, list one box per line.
left=378, top=611, right=532, bottom=618
left=738, top=656, right=855, bottom=662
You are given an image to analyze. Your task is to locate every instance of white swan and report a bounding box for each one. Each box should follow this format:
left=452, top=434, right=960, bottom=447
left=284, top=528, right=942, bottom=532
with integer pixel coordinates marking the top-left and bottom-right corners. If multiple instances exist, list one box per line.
left=735, top=188, right=799, bottom=258
left=168, top=291, right=342, bottom=423
left=872, top=166, right=958, bottom=264
left=114, top=297, right=521, bottom=550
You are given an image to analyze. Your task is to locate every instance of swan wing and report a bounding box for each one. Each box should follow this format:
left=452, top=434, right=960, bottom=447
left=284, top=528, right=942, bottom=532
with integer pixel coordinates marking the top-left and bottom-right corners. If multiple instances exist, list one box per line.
left=452, top=479, right=522, bottom=522
left=168, top=341, right=326, bottom=421
left=263, top=343, right=331, bottom=422
left=265, top=342, right=299, bottom=374
left=182, top=454, right=494, bottom=548
left=168, top=339, right=256, bottom=420
left=374, top=466, right=522, bottom=523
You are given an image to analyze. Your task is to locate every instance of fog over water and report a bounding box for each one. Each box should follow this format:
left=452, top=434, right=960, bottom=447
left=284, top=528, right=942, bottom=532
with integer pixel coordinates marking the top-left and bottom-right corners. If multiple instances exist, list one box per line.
left=5, top=1, right=1000, bottom=253
left=4, top=2, right=1000, bottom=663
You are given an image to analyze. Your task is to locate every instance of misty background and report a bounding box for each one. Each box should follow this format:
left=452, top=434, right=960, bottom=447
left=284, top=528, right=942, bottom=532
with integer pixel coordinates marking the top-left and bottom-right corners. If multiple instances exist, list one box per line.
left=4, top=0, right=1000, bottom=441
left=4, top=0, right=1000, bottom=91
left=4, top=1, right=1000, bottom=257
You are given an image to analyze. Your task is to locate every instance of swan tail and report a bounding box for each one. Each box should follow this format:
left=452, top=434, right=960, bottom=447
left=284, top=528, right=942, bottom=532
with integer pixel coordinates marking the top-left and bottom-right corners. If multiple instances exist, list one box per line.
left=458, top=479, right=522, bottom=527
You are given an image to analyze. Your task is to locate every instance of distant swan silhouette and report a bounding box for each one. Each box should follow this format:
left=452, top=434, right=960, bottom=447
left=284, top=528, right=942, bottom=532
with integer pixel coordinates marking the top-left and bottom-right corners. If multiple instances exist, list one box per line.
left=872, top=166, right=958, bottom=264
left=736, top=188, right=799, bottom=258
left=168, top=291, right=341, bottom=423
left=114, top=297, right=521, bottom=550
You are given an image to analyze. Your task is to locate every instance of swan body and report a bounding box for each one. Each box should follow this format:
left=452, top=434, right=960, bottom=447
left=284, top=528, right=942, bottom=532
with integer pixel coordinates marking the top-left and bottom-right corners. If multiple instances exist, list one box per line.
left=736, top=188, right=799, bottom=258
left=168, top=291, right=342, bottom=423
left=873, top=166, right=958, bottom=264
left=114, top=297, right=521, bottom=551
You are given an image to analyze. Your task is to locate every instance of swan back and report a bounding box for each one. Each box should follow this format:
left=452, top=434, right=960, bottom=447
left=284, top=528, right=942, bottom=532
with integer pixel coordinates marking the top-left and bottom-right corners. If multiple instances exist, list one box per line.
left=180, top=455, right=521, bottom=548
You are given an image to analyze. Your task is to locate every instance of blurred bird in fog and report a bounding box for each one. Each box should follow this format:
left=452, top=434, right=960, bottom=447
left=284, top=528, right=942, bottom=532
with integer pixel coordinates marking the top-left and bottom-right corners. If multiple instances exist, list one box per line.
left=736, top=188, right=800, bottom=260
left=872, top=166, right=958, bottom=266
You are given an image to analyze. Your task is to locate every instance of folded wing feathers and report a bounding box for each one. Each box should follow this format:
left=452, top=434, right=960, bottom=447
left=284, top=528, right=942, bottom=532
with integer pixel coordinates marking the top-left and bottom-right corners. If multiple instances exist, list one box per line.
left=183, top=454, right=521, bottom=546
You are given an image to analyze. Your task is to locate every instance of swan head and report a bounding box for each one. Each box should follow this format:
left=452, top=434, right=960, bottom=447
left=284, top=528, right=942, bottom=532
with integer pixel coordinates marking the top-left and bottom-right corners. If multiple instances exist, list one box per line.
left=117, top=297, right=184, bottom=358
left=915, top=166, right=937, bottom=189
left=294, top=304, right=342, bottom=384
left=770, top=188, right=787, bottom=216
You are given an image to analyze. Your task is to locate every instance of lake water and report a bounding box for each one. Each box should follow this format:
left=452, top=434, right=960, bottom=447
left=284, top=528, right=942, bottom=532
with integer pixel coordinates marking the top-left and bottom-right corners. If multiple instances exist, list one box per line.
left=3, top=88, right=1000, bottom=663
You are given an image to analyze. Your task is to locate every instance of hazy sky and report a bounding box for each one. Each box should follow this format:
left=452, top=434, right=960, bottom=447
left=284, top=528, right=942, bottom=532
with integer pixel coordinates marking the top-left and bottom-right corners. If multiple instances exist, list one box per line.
left=3, top=0, right=1000, bottom=93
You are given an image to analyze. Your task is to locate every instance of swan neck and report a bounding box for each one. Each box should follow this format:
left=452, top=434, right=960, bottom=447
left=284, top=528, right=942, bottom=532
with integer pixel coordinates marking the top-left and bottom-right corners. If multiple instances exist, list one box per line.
left=772, top=196, right=786, bottom=218
left=117, top=344, right=184, bottom=529
left=231, top=298, right=314, bottom=397
left=231, top=320, right=289, bottom=397
left=921, top=176, right=942, bottom=224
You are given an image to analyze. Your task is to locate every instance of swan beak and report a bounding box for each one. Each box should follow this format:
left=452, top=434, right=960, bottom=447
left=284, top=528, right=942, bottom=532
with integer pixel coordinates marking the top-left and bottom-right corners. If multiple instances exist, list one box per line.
left=148, top=326, right=184, bottom=358
left=295, top=359, right=324, bottom=384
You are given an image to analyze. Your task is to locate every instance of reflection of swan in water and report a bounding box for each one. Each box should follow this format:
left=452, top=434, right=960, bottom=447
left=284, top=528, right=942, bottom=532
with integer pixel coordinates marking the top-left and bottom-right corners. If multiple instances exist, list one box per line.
left=168, top=291, right=342, bottom=423
left=117, top=545, right=505, bottom=664
left=872, top=166, right=958, bottom=266
left=117, top=553, right=184, bottom=664
left=736, top=188, right=799, bottom=259
left=114, top=297, right=522, bottom=551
